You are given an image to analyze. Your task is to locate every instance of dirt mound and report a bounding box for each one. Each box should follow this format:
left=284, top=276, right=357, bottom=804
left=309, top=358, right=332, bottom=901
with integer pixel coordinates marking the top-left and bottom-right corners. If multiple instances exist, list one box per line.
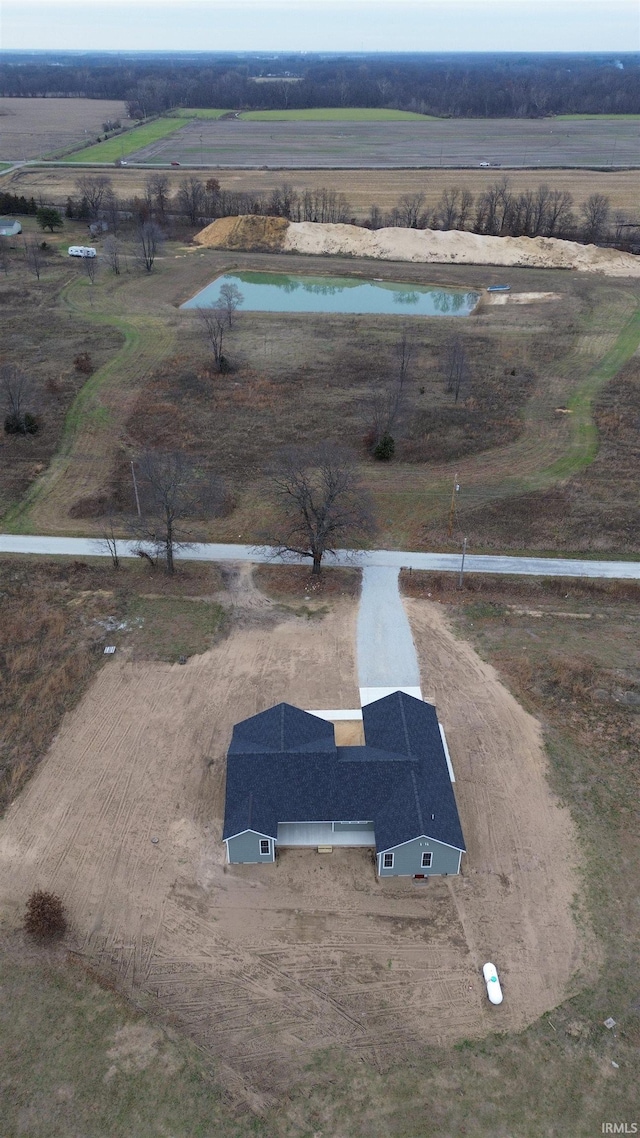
left=194, top=214, right=289, bottom=252
left=283, top=221, right=640, bottom=277
left=196, top=214, right=639, bottom=277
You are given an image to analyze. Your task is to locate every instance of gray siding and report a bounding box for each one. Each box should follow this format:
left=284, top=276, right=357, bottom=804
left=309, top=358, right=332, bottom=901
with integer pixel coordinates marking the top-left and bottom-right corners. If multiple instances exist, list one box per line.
left=226, top=831, right=274, bottom=864
left=378, top=835, right=462, bottom=877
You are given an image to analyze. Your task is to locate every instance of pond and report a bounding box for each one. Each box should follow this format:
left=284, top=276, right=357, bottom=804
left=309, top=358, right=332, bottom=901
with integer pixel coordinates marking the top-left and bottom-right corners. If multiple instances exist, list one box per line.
left=181, top=271, right=479, bottom=317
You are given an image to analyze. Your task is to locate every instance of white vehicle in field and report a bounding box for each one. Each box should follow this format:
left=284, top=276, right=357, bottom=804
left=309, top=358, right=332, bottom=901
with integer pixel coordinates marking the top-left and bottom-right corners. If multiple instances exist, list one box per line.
left=483, top=962, right=503, bottom=1004
left=68, top=246, right=97, bottom=258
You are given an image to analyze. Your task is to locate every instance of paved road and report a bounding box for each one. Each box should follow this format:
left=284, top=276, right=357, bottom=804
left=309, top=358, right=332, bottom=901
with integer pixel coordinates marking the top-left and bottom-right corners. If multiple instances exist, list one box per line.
left=1, top=534, right=639, bottom=580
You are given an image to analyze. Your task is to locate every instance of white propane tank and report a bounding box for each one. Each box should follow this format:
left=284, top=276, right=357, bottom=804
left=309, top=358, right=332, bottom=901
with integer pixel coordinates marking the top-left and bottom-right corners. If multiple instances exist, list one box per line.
left=483, top=962, right=503, bottom=1005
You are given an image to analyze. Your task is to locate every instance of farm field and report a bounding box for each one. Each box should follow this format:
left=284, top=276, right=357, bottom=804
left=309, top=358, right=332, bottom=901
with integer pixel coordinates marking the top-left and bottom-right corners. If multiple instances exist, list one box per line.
left=0, top=567, right=595, bottom=1117
left=240, top=107, right=435, bottom=121
left=0, top=98, right=131, bottom=160
left=115, top=114, right=640, bottom=168
left=5, top=162, right=639, bottom=219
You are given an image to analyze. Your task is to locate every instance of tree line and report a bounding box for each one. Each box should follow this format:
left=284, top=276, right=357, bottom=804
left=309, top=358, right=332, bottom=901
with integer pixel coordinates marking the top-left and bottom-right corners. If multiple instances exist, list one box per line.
left=56, top=174, right=638, bottom=252
left=2, top=52, right=639, bottom=118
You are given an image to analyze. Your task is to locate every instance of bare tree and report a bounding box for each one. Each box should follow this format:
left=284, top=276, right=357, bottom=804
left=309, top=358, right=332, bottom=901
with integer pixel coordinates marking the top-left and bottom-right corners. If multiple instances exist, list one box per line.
left=581, top=193, right=611, bottom=244
left=176, top=176, right=206, bottom=226
left=103, top=234, right=122, bottom=275
left=263, top=443, right=376, bottom=575
left=145, top=172, right=171, bottom=220
left=75, top=175, right=113, bottom=218
left=397, top=192, right=426, bottom=229
left=81, top=252, right=98, bottom=287
left=458, top=188, right=474, bottom=231
left=132, top=450, right=226, bottom=574
left=94, top=518, right=121, bottom=568
left=135, top=221, right=163, bottom=272
left=23, top=238, right=44, bottom=280
left=442, top=335, right=471, bottom=403
left=219, top=282, right=244, bottom=328
left=368, top=329, right=413, bottom=451
left=1, top=364, right=37, bottom=434
left=436, top=186, right=461, bottom=230
left=197, top=305, right=227, bottom=371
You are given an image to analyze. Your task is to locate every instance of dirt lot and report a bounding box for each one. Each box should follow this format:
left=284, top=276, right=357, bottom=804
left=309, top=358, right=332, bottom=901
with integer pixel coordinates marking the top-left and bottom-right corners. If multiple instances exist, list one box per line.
left=0, top=577, right=593, bottom=1107
left=0, top=98, right=131, bottom=160
left=3, top=163, right=639, bottom=219
left=127, top=115, right=640, bottom=168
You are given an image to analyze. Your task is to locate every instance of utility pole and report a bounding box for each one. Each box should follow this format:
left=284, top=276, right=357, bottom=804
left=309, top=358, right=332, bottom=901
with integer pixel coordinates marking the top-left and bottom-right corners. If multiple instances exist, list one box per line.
left=448, top=473, right=460, bottom=537
left=131, top=460, right=141, bottom=517
left=458, top=536, right=467, bottom=589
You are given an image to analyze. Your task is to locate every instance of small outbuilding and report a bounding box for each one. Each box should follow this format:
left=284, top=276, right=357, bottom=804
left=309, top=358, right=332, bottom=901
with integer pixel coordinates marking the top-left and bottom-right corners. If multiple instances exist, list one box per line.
left=0, top=218, right=22, bottom=237
left=223, top=691, right=466, bottom=877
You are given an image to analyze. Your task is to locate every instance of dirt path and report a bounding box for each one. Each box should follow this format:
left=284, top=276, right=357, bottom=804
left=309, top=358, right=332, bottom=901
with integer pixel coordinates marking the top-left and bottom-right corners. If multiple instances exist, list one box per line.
left=0, top=588, right=596, bottom=1106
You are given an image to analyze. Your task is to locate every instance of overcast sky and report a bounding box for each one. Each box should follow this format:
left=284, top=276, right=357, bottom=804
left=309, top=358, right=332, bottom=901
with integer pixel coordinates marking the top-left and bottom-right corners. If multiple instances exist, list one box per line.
left=1, top=0, right=638, bottom=53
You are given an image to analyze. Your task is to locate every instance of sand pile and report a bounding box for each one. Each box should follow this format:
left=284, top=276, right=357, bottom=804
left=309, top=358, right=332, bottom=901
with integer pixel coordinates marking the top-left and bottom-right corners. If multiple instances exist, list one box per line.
left=283, top=221, right=640, bottom=277
left=194, top=214, right=289, bottom=251
left=194, top=215, right=640, bottom=278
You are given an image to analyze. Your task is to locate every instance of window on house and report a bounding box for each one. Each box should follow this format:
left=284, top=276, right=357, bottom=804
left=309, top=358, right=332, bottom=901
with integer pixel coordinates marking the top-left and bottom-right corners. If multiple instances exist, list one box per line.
left=260, top=839, right=270, bottom=855
left=421, top=851, right=432, bottom=868
left=383, top=852, right=394, bottom=869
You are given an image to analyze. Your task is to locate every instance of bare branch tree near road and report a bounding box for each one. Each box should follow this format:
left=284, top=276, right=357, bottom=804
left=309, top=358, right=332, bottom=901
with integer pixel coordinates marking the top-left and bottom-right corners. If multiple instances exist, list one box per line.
left=1, top=364, right=38, bottom=435
left=132, top=450, right=226, bottom=574
left=262, top=443, right=376, bottom=575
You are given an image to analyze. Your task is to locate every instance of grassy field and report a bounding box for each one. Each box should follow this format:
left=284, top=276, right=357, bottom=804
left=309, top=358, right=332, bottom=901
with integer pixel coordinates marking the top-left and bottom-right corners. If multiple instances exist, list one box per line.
left=63, top=117, right=186, bottom=164
left=555, top=112, right=640, bottom=120
left=240, top=107, right=436, bottom=121
left=169, top=108, right=229, bottom=119
left=3, top=239, right=640, bottom=557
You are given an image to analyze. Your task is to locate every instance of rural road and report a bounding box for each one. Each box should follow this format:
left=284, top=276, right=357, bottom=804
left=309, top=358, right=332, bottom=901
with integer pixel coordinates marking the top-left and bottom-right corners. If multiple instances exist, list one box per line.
left=2, top=531, right=639, bottom=705
left=1, top=535, right=640, bottom=579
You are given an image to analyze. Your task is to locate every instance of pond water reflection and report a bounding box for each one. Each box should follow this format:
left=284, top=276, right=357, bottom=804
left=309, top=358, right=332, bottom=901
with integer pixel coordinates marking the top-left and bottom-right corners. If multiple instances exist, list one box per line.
left=182, top=271, right=479, bottom=317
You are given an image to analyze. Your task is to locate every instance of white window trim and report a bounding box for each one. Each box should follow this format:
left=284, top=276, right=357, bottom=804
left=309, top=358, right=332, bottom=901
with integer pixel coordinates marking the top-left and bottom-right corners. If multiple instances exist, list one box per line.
left=421, top=851, right=433, bottom=868
left=383, top=852, right=395, bottom=869
left=259, top=839, right=271, bottom=856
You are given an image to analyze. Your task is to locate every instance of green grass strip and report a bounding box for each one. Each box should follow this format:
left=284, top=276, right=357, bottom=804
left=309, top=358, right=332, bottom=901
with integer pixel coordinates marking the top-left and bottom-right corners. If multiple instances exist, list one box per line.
left=554, top=113, right=640, bottom=121
left=540, top=304, right=640, bottom=482
left=240, top=107, right=437, bottom=122
left=169, top=108, right=228, bottom=120
left=63, top=118, right=186, bottom=164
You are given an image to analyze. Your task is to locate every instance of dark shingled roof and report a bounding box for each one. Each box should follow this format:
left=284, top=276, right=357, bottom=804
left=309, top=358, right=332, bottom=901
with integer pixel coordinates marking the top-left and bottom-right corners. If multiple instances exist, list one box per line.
left=222, top=691, right=465, bottom=853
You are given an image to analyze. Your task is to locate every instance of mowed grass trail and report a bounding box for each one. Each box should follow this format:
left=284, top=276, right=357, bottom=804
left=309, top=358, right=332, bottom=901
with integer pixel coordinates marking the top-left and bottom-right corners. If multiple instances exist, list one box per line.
left=63, top=118, right=186, bottom=164
left=240, top=107, right=437, bottom=121
left=5, top=274, right=176, bottom=533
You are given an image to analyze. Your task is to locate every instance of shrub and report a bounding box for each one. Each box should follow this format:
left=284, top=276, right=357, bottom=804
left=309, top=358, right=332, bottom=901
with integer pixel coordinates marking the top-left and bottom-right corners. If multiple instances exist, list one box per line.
left=24, top=890, right=67, bottom=941
left=73, top=352, right=94, bottom=375
left=373, top=432, right=395, bottom=461
left=4, top=412, right=39, bottom=435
